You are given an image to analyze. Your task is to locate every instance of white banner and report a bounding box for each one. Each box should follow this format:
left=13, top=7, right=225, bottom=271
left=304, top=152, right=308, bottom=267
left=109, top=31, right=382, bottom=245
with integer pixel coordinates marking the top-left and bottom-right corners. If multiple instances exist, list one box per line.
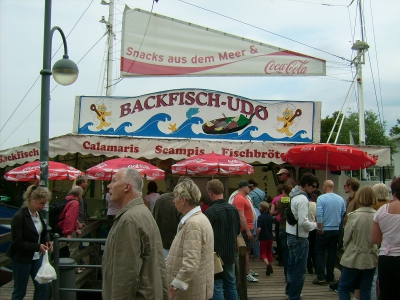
left=121, top=8, right=326, bottom=77
left=73, top=89, right=321, bottom=143
left=0, top=134, right=390, bottom=169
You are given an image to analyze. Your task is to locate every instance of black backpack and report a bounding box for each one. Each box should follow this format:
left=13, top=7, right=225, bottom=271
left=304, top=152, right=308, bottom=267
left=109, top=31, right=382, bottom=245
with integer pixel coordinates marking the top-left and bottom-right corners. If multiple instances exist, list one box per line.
left=285, top=197, right=298, bottom=226
left=48, top=199, right=68, bottom=236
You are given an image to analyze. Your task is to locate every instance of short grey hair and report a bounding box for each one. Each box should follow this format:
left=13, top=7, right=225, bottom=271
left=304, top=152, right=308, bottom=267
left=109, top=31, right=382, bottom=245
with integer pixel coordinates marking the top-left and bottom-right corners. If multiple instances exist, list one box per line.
left=120, top=168, right=143, bottom=194
left=68, top=186, right=83, bottom=197
left=173, top=179, right=201, bottom=206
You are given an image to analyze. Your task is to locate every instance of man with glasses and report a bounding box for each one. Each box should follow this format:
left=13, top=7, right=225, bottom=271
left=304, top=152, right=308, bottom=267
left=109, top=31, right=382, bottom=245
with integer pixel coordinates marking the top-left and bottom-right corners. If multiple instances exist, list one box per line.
left=313, top=180, right=346, bottom=285
left=277, top=168, right=298, bottom=187
left=285, top=173, right=319, bottom=300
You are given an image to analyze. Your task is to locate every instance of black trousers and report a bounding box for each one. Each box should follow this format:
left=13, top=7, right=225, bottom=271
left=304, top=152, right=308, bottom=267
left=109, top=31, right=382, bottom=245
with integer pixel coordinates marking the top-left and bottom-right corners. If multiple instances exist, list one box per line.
left=378, top=255, right=400, bottom=300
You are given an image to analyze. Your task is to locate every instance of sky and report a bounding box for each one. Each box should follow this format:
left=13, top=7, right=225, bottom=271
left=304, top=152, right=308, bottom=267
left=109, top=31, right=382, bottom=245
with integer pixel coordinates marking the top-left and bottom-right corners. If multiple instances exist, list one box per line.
left=1, top=0, right=399, bottom=150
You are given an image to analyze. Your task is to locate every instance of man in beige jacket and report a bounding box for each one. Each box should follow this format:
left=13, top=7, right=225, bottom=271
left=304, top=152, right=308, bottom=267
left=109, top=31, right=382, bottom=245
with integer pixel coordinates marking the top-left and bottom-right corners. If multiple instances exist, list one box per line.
left=102, top=168, right=168, bottom=300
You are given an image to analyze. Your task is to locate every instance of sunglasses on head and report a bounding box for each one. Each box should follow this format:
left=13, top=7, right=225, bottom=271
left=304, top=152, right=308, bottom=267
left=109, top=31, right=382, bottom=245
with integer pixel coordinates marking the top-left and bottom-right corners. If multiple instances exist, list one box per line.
left=311, top=184, right=318, bottom=189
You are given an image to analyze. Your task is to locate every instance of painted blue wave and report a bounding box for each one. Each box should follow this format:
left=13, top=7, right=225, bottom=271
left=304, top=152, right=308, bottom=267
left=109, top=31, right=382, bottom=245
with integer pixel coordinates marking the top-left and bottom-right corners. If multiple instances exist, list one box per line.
left=78, top=114, right=311, bottom=142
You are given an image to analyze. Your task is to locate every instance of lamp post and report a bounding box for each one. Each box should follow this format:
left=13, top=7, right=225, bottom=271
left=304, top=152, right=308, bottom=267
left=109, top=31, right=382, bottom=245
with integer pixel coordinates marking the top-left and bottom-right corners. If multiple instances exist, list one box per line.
left=39, top=0, right=78, bottom=193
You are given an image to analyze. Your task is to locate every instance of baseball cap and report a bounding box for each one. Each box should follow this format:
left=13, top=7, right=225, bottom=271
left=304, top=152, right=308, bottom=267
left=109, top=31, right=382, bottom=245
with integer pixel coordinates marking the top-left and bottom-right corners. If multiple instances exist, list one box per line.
left=277, top=168, right=289, bottom=175
left=238, top=180, right=253, bottom=188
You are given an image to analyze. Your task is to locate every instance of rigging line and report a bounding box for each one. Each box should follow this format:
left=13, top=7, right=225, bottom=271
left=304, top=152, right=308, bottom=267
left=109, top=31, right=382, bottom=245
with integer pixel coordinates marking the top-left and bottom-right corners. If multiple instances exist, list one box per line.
left=0, top=102, right=40, bottom=148
left=109, top=0, right=157, bottom=89
left=368, top=0, right=384, bottom=124
left=97, top=42, right=108, bottom=96
left=52, top=0, right=94, bottom=59
left=0, top=33, right=107, bottom=147
left=0, top=1, right=94, bottom=136
left=0, top=77, right=40, bottom=134
left=178, top=0, right=351, bottom=63
left=367, top=51, right=382, bottom=124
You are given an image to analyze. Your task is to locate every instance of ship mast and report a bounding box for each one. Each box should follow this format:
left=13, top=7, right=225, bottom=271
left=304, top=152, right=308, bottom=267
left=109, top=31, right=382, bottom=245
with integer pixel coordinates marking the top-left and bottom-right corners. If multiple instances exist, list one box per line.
left=100, top=0, right=115, bottom=96
left=351, top=0, right=369, bottom=178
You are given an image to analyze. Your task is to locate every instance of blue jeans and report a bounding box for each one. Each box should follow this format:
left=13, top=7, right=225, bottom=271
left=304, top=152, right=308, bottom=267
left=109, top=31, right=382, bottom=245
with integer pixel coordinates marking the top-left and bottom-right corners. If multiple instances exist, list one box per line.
left=12, top=257, right=48, bottom=300
left=279, top=229, right=289, bottom=280
left=315, top=230, right=339, bottom=282
left=286, top=234, right=309, bottom=300
left=338, top=266, right=376, bottom=300
left=212, top=263, right=238, bottom=300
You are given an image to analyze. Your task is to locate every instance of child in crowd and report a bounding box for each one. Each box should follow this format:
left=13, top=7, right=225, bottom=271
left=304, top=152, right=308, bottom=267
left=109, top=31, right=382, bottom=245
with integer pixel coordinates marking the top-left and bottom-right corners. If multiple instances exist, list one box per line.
left=256, top=201, right=274, bottom=276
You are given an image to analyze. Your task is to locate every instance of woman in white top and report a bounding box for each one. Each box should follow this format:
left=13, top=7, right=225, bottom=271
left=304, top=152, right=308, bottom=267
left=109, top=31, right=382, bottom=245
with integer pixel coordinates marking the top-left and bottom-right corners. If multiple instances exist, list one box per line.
left=371, top=176, right=400, bottom=300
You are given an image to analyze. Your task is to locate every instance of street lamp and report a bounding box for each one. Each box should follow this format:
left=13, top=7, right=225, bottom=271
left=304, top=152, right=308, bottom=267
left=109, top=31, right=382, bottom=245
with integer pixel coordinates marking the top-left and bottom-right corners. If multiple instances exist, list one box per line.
left=39, top=0, right=78, bottom=192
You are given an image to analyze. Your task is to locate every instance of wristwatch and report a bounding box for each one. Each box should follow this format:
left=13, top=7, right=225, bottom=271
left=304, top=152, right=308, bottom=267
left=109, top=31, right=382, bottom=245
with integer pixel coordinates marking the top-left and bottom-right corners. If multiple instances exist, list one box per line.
left=171, top=285, right=178, bottom=291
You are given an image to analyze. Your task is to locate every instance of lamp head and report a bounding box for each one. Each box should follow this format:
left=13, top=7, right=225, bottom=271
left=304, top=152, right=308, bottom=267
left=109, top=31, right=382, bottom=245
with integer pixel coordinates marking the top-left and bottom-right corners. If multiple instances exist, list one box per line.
left=52, top=55, right=79, bottom=86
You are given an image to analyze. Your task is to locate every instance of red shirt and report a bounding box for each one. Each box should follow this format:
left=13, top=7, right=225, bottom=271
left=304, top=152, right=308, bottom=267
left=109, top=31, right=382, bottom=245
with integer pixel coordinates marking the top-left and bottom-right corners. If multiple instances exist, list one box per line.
left=233, top=193, right=254, bottom=230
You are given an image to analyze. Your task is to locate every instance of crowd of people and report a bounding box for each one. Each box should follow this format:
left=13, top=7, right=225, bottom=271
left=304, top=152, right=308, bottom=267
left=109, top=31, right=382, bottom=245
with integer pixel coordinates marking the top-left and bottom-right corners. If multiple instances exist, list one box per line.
left=6, top=167, right=400, bottom=300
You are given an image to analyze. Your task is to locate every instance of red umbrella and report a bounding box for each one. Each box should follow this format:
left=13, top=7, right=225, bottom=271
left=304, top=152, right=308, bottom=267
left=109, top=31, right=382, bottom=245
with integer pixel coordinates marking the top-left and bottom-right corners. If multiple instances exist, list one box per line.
left=171, top=152, right=254, bottom=176
left=86, top=157, right=165, bottom=181
left=4, top=161, right=82, bottom=182
left=281, top=144, right=377, bottom=172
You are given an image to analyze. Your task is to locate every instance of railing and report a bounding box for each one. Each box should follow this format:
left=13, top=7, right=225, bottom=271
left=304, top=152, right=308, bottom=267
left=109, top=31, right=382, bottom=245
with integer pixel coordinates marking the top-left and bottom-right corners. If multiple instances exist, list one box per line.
left=236, top=234, right=247, bottom=300
left=51, top=234, right=106, bottom=300
left=1, top=218, right=248, bottom=299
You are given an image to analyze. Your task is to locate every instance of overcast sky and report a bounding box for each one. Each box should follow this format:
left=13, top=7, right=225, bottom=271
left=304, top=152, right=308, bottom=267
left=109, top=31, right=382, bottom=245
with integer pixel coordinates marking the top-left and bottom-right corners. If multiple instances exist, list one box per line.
left=1, top=0, right=399, bottom=150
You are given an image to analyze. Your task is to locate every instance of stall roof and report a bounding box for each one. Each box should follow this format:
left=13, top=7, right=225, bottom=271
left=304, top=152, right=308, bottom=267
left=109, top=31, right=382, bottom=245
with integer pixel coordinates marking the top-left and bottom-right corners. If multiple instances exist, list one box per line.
left=0, top=133, right=391, bottom=169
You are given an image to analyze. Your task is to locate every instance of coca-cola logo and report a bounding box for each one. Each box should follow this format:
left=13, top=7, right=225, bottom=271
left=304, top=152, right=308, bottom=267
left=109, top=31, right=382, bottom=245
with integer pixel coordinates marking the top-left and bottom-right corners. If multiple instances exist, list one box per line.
left=264, top=60, right=309, bottom=75
left=227, top=159, right=243, bottom=165
left=49, top=172, right=59, bottom=178
left=337, top=147, right=349, bottom=153
left=182, top=159, right=205, bottom=165
left=301, top=147, right=312, bottom=151
left=95, top=172, right=105, bottom=177
left=22, top=166, right=40, bottom=171
left=16, top=174, right=27, bottom=179
left=128, top=164, right=150, bottom=170
left=97, top=163, right=107, bottom=168
left=196, top=166, right=209, bottom=172
left=228, top=166, right=240, bottom=171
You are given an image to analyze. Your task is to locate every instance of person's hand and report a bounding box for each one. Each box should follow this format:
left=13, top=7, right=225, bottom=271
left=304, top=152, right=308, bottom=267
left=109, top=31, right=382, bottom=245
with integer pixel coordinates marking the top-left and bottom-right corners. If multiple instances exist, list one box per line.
left=46, top=241, right=53, bottom=252
left=66, top=234, right=72, bottom=239
left=39, top=244, right=48, bottom=255
left=255, top=236, right=258, bottom=243
left=80, top=222, right=86, bottom=228
left=246, top=230, right=253, bottom=240
left=169, top=286, right=177, bottom=298
left=76, top=229, right=81, bottom=235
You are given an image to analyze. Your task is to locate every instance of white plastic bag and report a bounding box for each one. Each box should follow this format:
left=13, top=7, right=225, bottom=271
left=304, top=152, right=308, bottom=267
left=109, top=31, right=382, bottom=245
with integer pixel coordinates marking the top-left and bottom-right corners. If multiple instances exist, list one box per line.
left=34, top=250, right=57, bottom=284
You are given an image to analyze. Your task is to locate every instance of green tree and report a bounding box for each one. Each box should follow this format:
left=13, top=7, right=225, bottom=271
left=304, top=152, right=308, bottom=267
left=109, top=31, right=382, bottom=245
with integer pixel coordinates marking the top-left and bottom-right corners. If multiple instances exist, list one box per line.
left=321, top=110, right=396, bottom=152
left=389, top=119, right=400, bottom=136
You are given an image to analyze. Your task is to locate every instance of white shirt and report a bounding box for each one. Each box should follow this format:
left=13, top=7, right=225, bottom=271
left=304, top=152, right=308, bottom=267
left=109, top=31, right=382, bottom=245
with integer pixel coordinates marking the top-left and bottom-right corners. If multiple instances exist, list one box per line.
left=29, top=209, right=43, bottom=260
left=374, top=204, right=400, bottom=256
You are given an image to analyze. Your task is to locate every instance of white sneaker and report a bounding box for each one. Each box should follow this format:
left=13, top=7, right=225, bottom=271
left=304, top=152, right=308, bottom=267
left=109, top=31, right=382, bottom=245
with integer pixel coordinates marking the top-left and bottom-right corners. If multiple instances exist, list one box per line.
left=246, top=273, right=259, bottom=282
left=249, top=269, right=259, bottom=277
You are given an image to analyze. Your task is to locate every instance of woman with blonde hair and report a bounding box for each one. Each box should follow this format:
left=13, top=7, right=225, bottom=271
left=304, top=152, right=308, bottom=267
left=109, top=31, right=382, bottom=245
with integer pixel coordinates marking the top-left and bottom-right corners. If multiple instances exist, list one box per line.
left=338, top=186, right=378, bottom=300
left=166, top=179, right=214, bottom=300
left=372, top=183, right=390, bottom=210
left=6, top=185, right=53, bottom=300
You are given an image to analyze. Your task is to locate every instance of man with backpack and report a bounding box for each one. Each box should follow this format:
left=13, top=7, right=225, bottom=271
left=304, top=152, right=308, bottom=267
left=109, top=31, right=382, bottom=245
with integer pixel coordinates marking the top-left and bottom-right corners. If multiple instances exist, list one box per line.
left=285, top=173, right=319, bottom=300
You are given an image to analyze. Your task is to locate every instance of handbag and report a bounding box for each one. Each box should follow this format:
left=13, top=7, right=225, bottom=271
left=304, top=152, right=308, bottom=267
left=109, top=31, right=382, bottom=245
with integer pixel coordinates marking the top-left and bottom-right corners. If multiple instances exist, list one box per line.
left=34, top=250, right=57, bottom=284
left=214, top=252, right=224, bottom=275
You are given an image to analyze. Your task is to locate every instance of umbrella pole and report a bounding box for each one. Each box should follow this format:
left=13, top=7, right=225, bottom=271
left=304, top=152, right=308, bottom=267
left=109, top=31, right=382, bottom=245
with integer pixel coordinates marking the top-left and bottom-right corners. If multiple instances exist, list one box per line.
left=326, top=152, right=328, bottom=180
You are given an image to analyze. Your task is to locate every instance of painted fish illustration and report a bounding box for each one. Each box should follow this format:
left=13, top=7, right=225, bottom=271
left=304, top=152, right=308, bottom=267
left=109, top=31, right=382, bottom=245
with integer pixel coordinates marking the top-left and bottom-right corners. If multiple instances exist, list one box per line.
left=186, top=108, right=200, bottom=119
